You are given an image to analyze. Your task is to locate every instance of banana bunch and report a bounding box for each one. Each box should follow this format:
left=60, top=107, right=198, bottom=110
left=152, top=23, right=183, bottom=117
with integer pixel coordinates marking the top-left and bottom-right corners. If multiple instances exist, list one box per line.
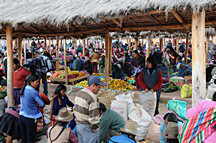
left=75, top=80, right=88, bottom=87
left=75, top=78, right=136, bottom=91
left=108, top=79, right=136, bottom=91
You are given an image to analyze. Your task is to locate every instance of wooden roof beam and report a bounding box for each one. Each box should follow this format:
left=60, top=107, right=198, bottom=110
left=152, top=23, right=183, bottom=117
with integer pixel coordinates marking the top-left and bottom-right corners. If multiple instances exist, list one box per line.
left=147, top=15, right=161, bottom=24
left=111, top=18, right=124, bottom=28
left=171, top=10, right=188, bottom=30
left=10, top=20, right=216, bottom=38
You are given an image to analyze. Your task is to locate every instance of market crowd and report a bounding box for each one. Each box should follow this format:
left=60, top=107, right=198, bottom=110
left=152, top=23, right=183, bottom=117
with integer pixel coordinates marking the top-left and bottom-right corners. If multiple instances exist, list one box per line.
left=0, top=38, right=215, bottom=143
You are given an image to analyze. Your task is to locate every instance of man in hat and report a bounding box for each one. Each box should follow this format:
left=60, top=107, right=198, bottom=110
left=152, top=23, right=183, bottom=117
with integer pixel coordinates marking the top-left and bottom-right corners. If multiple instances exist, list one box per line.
left=73, top=76, right=107, bottom=143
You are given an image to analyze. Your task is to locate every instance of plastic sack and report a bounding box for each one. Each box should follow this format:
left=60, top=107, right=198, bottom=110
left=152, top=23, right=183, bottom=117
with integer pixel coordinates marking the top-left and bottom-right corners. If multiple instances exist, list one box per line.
left=181, top=84, right=192, bottom=98
left=132, top=91, right=156, bottom=117
left=128, top=104, right=152, bottom=137
left=111, top=100, right=128, bottom=121
left=167, top=100, right=187, bottom=119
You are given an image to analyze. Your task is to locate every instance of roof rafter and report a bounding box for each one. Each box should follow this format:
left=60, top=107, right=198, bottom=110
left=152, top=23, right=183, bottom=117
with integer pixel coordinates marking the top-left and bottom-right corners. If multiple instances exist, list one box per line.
left=171, top=10, right=189, bottom=30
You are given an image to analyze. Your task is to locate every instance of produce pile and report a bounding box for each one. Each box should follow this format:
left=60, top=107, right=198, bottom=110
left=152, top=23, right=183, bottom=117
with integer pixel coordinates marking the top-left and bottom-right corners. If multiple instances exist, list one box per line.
left=75, top=77, right=136, bottom=91
left=161, top=82, right=179, bottom=93
left=0, top=86, right=6, bottom=99
left=49, top=68, right=87, bottom=82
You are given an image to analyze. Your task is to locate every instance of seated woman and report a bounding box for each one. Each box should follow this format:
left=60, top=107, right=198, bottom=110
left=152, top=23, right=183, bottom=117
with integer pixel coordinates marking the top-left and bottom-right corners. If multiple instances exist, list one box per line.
left=51, top=84, right=74, bottom=126
left=160, top=113, right=179, bottom=143
left=99, top=103, right=125, bottom=142
left=48, top=107, right=78, bottom=143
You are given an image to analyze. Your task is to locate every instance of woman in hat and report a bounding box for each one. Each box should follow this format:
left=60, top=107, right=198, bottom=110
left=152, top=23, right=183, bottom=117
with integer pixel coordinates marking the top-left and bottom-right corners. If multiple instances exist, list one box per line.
left=48, top=107, right=78, bottom=143
left=51, top=85, right=74, bottom=125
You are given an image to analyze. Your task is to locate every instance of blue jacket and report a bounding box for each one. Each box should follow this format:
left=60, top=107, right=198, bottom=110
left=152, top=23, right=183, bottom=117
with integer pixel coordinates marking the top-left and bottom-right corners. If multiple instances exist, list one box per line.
left=20, top=85, right=45, bottom=119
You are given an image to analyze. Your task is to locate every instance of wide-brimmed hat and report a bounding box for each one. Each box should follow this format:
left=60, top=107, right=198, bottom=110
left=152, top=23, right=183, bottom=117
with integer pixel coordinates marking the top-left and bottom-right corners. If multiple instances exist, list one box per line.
left=55, top=108, right=73, bottom=122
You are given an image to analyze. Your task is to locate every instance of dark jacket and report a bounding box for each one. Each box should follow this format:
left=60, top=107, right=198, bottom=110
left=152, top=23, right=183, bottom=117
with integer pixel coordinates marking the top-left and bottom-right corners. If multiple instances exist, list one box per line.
left=52, top=95, right=74, bottom=116
left=135, top=68, right=162, bottom=91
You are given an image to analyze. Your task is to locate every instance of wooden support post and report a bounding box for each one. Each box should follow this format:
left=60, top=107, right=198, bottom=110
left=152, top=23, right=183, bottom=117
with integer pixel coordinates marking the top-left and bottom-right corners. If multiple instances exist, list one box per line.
left=173, top=39, right=177, bottom=50
left=135, top=38, right=139, bottom=49
left=192, top=10, right=206, bottom=105
left=18, top=37, right=23, bottom=65
left=83, top=39, right=86, bottom=55
left=64, top=39, right=68, bottom=84
left=105, top=33, right=112, bottom=75
left=44, top=37, right=47, bottom=47
left=146, top=36, right=151, bottom=60
left=6, top=26, right=14, bottom=107
left=24, top=39, right=27, bottom=64
left=159, top=38, right=163, bottom=51
left=185, top=33, right=189, bottom=63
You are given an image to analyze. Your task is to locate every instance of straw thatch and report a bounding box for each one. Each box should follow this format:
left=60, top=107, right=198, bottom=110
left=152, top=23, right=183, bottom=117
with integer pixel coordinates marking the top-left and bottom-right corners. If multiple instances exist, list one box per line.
left=0, top=0, right=215, bottom=37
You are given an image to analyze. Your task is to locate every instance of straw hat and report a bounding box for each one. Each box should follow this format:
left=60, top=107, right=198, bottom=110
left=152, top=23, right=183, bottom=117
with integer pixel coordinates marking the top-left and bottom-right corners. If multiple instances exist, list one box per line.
left=55, top=108, right=74, bottom=122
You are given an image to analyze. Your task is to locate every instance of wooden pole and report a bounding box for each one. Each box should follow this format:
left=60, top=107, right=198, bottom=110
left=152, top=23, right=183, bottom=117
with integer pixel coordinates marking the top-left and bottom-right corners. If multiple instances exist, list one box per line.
left=159, top=38, right=163, bottom=51
left=6, top=26, right=14, bottom=107
left=146, top=36, right=151, bottom=60
left=135, top=38, right=139, bottom=49
left=185, top=33, right=189, bottom=63
left=18, top=37, right=23, bottom=65
left=56, top=38, right=59, bottom=58
left=83, top=39, right=86, bottom=55
left=64, top=39, right=68, bottom=84
left=192, top=10, right=206, bottom=105
left=105, top=33, right=112, bottom=75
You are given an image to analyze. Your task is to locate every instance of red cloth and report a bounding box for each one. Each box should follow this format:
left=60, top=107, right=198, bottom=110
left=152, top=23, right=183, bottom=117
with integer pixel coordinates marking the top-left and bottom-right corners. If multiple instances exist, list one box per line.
left=39, top=93, right=50, bottom=105
left=13, top=67, right=31, bottom=88
left=135, top=71, right=162, bottom=91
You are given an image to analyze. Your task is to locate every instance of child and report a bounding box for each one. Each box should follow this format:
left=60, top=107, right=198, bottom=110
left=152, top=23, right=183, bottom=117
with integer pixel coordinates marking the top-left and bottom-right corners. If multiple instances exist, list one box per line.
left=160, top=113, right=179, bottom=143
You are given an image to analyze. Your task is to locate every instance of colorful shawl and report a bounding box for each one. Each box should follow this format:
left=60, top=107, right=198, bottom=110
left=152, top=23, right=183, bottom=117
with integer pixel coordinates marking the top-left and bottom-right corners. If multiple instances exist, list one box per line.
left=179, top=108, right=216, bottom=143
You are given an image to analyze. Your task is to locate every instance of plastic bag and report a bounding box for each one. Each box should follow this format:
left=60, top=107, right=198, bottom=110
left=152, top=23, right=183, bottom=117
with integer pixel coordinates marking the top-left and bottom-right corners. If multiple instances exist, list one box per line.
left=132, top=91, right=156, bottom=117
left=181, top=84, right=192, bottom=98
left=128, top=104, right=152, bottom=137
left=111, top=100, right=128, bottom=121
left=109, top=134, right=136, bottom=143
left=167, top=100, right=187, bottom=119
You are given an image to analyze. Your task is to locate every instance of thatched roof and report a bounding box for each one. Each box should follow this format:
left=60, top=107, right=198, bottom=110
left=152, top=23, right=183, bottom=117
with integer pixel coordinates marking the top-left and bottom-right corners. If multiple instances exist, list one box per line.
left=0, top=0, right=216, bottom=38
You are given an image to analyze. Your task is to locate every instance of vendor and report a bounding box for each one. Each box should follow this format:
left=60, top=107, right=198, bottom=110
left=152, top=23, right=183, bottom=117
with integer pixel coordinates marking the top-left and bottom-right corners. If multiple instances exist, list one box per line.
left=13, top=58, right=31, bottom=105
left=99, top=103, right=125, bottom=142
left=51, top=84, right=75, bottom=127
left=73, top=76, right=107, bottom=143
left=135, top=57, right=162, bottom=115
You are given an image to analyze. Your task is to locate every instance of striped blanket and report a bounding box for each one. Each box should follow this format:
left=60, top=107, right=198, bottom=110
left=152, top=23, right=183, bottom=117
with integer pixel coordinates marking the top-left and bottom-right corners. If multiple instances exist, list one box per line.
left=179, top=108, right=216, bottom=143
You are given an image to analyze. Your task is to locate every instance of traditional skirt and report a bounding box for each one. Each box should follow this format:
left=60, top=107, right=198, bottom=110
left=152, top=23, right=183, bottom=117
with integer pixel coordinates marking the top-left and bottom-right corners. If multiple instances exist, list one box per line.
left=0, top=108, right=20, bottom=139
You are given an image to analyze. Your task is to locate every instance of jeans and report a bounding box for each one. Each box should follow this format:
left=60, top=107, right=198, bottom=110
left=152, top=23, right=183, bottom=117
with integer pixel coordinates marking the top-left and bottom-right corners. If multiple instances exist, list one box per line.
left=19, top=115, right=37, bottom=143
left=76, top=124, right=99, bottom=143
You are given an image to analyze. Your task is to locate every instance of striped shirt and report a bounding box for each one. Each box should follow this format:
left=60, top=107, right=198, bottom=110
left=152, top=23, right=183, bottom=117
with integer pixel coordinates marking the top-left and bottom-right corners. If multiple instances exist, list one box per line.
left=73, top=88, right=100, bottom=125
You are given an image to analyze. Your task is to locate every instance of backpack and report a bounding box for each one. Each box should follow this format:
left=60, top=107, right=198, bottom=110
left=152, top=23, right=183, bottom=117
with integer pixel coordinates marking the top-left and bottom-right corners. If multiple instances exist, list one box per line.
left=108, top=134, right=136, bottom=143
